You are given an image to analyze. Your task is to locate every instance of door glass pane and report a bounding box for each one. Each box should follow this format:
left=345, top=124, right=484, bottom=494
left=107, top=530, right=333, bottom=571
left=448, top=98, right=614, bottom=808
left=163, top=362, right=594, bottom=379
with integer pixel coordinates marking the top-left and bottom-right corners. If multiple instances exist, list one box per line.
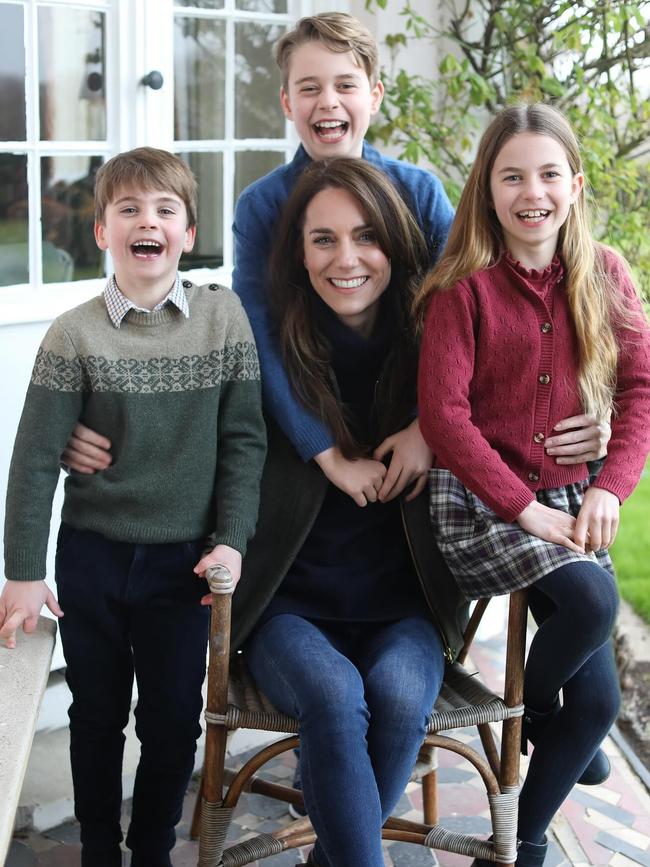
left=38, top=8, right=106, bottom=141
left=174, top=18, right=225, bottom=141
left=235, top=23, right=285, bottom=139
left=235, top=151, right=284, bottom=202
left=237, top=0, right=288, bottom=12
left=176, top=0, right=224, bottom=8
left=0, top=4, right=26, bottom=141
left=179, top=152, right=223, bottom=270
left=41, top=156, right=103, bottom=284
left=0, top=155, right=28, bottom=287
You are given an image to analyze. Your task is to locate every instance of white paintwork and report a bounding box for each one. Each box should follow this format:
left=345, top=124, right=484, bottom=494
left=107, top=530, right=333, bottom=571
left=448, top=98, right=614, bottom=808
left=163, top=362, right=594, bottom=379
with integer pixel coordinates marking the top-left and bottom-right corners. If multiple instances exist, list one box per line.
left=0, top=617, right=56, bottom=858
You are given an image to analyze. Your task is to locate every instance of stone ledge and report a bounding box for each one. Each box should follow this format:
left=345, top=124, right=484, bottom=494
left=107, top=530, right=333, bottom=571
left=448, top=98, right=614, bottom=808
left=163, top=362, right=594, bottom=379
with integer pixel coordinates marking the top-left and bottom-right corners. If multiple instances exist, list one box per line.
left=0, top=616, right=56, bottom=864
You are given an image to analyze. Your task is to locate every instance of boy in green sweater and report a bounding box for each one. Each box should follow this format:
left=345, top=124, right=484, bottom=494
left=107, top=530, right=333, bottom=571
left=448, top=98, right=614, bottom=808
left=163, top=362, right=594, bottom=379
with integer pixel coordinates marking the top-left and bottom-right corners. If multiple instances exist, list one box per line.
left=0, top=147, right=266, bottom=866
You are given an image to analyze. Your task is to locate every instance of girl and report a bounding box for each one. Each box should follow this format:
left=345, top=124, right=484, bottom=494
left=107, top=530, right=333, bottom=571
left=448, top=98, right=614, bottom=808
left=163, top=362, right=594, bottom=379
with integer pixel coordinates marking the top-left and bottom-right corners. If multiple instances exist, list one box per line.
left=416, top=103, right=650, bottom=867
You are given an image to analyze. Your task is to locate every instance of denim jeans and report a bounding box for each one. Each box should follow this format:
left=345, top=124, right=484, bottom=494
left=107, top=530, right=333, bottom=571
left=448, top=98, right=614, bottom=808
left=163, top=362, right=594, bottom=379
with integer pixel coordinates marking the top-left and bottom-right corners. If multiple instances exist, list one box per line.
left=246, top=614, right=445, bottom=867
left=55, top=524, right=209, bottom=867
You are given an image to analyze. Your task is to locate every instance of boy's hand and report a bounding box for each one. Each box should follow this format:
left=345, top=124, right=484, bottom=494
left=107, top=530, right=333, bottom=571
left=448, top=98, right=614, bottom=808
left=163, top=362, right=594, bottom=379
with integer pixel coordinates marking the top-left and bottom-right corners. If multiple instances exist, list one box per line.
left=61, top=423, right=112, bottom=474
left=0, top=580, right=64, bottom=649
left=194, top=544, right=243, bottom=606
left=374, top=418, right=433, bottom=503
left=515, top=500, right=585, bottom=554
left=545, top=412, right=611, bottom=465
left=574, top=487, right=620, bottom=552
left=314, top=446, right=387, bottom=507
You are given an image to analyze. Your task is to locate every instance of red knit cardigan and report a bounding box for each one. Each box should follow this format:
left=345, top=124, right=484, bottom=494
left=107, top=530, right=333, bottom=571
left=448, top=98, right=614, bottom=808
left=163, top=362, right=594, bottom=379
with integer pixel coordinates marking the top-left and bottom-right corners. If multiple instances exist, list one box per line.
left=418, top=249, right=650, bottom=522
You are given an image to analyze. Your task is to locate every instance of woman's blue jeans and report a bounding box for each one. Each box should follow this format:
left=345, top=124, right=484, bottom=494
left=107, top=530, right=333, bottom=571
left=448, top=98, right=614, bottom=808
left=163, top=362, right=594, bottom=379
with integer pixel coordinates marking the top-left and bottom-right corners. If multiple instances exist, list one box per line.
left=246, top=614, right=445, bottom=867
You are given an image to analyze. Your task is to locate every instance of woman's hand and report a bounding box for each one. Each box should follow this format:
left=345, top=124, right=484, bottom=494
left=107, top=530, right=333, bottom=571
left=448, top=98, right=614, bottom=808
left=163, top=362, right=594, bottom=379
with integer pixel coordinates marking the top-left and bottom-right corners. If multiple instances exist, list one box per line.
left=194, top=544, right=243, bottom=606
left=314, top=446, right=387, bottom=507
left=61, top=423, right=113, bottom=473
left=373, top=418, right=433, bottom=503
left=574, top=487, right=620, bottom=552
left=545, top=413, right=611, bottom=465
left=0, top=580, right=64, bottom=649
left=515, top=500, right=584, bottom=554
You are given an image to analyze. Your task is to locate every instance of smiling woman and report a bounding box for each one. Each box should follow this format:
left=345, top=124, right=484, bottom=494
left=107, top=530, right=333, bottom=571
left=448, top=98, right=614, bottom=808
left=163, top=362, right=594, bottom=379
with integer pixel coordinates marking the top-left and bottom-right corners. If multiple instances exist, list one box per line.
left=225, top=157, right=450, bottom=867
left=302, top=186, right=392, bottom=337
left=269, top=157, right=428, bottom=458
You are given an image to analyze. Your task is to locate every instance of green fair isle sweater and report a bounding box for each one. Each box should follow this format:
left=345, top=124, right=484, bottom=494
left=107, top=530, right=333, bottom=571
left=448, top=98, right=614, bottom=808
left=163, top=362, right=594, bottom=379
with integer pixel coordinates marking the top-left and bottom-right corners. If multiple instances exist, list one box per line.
left=4, top=281, right=266, bottom=581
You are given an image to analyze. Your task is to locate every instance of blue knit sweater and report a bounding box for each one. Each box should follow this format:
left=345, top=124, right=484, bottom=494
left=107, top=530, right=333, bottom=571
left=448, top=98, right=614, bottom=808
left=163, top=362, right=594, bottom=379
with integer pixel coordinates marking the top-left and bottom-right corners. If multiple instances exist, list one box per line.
left=232, top=142, right=454, bottom=461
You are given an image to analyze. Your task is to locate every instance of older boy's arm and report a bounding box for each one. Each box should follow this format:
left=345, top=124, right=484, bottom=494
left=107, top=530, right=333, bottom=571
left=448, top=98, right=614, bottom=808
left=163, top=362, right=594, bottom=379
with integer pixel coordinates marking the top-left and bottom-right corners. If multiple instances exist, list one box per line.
left=232, top=196, right=334, bottom=462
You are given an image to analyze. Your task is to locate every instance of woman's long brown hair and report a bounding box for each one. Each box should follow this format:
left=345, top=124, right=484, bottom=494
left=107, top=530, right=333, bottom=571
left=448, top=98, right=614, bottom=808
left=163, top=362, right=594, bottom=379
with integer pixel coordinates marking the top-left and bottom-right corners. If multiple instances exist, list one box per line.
left=268, top=157, right=429, bottom=457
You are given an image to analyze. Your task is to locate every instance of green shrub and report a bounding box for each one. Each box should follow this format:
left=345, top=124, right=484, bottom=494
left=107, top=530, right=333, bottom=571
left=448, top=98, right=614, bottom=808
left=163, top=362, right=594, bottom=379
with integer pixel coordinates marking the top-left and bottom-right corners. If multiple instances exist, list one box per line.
left=366, top=0, right=650, bottom=297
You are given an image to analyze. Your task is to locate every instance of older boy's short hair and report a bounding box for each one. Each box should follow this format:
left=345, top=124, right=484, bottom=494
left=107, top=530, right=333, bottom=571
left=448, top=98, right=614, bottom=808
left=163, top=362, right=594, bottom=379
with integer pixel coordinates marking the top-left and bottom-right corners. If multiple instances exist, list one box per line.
left=275, top=12, right=379, bottom=88
left=94, top=147, right=198, bottom=227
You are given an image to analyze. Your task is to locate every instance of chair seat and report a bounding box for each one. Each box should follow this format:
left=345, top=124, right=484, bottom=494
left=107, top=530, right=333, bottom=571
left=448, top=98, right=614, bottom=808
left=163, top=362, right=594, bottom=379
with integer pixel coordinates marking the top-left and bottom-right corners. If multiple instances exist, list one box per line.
left=207, top=655, right=522, bottom=736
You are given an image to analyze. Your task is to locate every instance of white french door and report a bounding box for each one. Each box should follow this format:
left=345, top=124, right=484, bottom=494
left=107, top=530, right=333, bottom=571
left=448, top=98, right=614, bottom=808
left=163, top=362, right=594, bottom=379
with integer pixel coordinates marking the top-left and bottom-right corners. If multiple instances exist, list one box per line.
left=0, top=0, right=324, bottom=327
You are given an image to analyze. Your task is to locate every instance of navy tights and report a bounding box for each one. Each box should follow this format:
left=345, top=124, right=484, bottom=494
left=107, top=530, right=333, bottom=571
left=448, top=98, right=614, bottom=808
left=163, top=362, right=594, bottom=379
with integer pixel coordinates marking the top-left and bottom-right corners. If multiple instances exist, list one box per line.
left=518, top=560, right=620, bottom=843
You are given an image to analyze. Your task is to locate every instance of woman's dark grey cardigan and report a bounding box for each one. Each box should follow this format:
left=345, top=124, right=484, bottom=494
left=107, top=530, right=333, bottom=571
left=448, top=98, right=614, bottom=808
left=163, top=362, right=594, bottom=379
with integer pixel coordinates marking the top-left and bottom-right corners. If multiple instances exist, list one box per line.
left=231, top=418, right=470, bottom=662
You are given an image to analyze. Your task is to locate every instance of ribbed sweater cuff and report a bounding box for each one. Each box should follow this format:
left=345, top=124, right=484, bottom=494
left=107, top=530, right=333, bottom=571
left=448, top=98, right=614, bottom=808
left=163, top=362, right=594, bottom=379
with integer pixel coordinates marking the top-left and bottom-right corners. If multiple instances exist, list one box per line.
left=296, top=430, right=336, bottom=463
left=4, top=548, right=47, bottom=582
left=589, top=474, right=632, bottom=505
left=499, top=489, right=537, bottom=523
left=215, top=519, right=254, bottom=557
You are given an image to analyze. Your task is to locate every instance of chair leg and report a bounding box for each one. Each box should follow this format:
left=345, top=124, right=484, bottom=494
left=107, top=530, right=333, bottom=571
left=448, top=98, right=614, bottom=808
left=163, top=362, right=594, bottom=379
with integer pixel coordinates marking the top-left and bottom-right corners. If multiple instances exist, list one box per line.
left=501, top=590, right=527, bottom=791
left=493, top=589, right=528, bottom=867
left=421, top=767, right=439, bottom=825
left=477, top=722, right=501, bottom=779
left=190, top=768, right=204, bottom=839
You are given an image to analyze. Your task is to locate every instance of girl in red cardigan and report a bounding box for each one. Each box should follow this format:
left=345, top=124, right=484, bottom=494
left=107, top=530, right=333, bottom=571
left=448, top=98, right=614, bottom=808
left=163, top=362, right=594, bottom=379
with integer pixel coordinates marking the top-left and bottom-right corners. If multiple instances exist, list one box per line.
left=417, top=103, right=650, bottom=867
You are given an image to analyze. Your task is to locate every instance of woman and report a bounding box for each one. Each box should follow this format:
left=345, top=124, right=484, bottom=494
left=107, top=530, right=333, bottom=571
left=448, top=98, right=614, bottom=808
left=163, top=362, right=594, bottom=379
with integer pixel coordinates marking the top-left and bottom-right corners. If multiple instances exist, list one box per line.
left=63, top=159, right=610, bottom=867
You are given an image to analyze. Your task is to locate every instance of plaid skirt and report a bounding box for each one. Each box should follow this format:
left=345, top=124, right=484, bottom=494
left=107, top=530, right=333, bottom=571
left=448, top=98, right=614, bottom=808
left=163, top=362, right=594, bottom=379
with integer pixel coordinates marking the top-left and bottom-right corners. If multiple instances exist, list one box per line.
left=428, top=468, right=615, bottom=601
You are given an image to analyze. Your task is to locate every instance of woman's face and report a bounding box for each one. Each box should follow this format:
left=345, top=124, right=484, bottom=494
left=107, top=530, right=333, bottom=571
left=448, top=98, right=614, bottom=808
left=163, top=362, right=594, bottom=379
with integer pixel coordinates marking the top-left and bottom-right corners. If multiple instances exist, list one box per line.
left=302, top=186, right=391, bottom=337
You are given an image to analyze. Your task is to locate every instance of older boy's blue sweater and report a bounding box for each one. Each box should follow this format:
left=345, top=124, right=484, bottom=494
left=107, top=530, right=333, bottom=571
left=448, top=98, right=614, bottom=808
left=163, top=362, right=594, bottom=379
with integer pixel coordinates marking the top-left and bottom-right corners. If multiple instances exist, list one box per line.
left=232, top=141, right=454, bottom=461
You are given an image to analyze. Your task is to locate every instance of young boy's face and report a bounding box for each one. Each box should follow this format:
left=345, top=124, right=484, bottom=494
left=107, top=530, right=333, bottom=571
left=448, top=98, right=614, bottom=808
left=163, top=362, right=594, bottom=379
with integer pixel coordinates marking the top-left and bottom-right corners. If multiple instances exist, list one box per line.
left=280, top=41, right=384, bottom=161
left=94, top=186, right=196, bottom=297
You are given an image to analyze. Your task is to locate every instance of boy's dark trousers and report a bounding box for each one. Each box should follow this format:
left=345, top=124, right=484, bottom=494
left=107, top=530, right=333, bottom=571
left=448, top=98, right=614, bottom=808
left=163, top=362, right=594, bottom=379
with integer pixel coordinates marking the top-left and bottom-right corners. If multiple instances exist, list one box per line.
left=55, top=523, right=210, bottom=867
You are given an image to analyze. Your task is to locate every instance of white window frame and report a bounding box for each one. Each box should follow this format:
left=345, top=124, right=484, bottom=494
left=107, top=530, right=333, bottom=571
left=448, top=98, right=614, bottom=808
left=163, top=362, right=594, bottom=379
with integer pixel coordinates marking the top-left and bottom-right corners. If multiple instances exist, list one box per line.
left=0, top=0, right=344, bottom=327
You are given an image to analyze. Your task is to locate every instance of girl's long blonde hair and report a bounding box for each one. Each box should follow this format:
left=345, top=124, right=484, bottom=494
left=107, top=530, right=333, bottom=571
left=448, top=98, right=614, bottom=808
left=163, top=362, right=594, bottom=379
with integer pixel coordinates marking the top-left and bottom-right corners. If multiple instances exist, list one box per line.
left=414, top=103, right=623, bottom=421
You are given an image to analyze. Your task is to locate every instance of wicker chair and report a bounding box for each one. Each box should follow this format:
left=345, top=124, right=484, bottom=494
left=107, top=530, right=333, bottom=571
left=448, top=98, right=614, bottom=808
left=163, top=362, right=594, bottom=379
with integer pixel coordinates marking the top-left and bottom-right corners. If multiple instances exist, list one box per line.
left=190, top=562, right=528, bottom=867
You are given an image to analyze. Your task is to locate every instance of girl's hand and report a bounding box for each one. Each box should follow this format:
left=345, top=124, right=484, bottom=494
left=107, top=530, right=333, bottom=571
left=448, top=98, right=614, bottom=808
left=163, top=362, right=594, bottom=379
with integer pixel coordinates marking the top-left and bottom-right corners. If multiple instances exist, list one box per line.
left=515, top=500, right=584, bottom=554
left=0, top=580, right=64, bottom=649
left=574, top=487, right=620, bottom=552
left=315, top=446, right=387, bottom=507
left=373, top=418, right=433, bottom=503
left=194, top=544, right=243, bottom=606
left=61, top=423, right=113, bottom=474
left=545, top=413, right=611, bottom=465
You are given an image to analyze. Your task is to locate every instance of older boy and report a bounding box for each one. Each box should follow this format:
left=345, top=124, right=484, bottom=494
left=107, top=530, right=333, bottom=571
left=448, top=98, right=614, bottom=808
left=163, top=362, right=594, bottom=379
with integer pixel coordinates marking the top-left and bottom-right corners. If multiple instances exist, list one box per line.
left=233, top=13, right=454, bottom=504
left=0, top=147, right=266, bottom=866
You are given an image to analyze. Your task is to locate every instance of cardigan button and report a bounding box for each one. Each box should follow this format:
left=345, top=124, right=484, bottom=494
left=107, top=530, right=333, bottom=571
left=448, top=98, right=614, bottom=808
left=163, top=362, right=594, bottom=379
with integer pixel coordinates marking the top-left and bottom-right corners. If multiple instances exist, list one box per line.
left=538, top=373, right=551, bottom=385
left=541, top=322, right=552, bottom=333
left=182, top=280, right=192, bottom=289
left=528, top=472, right=540, bottom=482
left=208, top=283, right=218, bottom=290
left=533, top=432, right=545, bottom=443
